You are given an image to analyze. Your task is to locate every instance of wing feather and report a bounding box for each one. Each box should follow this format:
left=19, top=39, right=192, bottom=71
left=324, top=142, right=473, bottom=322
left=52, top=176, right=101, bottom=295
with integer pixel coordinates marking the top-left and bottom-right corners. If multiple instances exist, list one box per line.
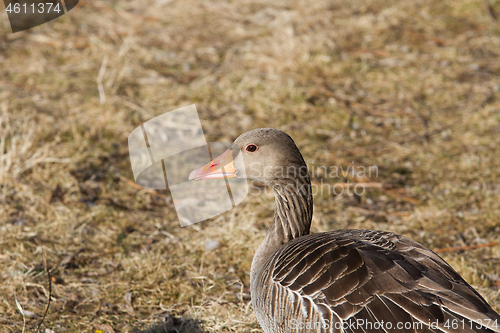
left=266, top=229, right=500, bottom=333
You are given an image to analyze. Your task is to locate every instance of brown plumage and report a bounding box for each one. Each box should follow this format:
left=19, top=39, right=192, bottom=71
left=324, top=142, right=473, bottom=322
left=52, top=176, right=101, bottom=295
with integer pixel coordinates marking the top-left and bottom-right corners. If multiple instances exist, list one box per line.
left=190, top=128, right=500, bottom=333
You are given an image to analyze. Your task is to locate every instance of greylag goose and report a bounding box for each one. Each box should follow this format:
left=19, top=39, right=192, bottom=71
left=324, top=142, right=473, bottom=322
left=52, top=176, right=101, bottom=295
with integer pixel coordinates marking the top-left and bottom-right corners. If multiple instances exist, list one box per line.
left=189, top=128, right=500, bottom=333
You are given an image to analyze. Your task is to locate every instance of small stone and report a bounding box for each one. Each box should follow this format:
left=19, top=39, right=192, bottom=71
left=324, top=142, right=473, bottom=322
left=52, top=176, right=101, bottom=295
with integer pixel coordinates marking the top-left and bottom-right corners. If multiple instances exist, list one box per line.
left=205, top=239, right=220, bottom=252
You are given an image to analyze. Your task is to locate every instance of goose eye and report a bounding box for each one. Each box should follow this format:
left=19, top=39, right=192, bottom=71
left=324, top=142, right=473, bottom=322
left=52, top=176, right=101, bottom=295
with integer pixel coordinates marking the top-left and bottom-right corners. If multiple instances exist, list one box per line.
left=245, top=144, right=258, bottom=152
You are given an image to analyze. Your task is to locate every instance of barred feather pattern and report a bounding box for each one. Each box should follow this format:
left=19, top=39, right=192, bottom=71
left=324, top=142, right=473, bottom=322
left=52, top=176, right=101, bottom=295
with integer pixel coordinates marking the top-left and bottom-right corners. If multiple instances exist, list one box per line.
left=250, top=182, right=500, bottom=333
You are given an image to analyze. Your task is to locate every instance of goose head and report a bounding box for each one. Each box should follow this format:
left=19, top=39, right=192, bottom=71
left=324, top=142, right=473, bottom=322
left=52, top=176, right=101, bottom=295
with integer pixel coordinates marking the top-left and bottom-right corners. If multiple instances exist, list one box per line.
left=189, top=128, right=309, bottom=186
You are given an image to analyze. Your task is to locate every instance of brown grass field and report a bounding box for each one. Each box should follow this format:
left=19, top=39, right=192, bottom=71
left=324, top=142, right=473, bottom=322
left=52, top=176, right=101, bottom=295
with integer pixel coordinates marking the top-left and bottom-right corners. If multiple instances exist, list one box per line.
left=1, top=0, right=500, bottom=332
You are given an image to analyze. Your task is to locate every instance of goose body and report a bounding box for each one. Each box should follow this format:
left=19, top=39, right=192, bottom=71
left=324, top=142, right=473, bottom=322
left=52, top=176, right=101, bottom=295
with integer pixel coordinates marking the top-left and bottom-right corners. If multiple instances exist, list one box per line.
left=190, top=128, right=500, bottom=333
left=252, top=229, right=500, bottom=333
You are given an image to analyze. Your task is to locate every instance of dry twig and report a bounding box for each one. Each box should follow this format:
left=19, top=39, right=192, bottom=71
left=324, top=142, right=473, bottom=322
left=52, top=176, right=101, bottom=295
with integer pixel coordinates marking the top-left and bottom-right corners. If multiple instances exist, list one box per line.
left=118, top=173, right=167, bottom=199
left=433, top=241, right=499, bottom=253
left=35, top=253, right=52, bottom=333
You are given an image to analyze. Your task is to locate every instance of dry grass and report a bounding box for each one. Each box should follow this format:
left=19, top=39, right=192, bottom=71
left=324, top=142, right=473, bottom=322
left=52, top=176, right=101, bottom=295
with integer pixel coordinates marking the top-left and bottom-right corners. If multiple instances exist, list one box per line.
left=1, top=0, right=500, bottom=331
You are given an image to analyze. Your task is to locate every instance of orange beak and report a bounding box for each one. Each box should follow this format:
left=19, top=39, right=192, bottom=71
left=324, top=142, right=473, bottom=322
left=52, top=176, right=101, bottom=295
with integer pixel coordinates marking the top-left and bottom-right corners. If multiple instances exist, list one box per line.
left=189, top=149, right=237, bottom=180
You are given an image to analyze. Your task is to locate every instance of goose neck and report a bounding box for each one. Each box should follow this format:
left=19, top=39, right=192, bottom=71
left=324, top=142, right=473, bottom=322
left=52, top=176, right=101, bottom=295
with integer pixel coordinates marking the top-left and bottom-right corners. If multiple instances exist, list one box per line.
left=271, top=177, right=313, bottom=242
left=251, top=176, right=313, bottom=280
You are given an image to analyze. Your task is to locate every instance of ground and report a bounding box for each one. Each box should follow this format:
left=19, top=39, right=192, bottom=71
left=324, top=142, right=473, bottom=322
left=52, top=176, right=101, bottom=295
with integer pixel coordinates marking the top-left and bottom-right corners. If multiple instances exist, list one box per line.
left=1, top=0, right=500, bottom=332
